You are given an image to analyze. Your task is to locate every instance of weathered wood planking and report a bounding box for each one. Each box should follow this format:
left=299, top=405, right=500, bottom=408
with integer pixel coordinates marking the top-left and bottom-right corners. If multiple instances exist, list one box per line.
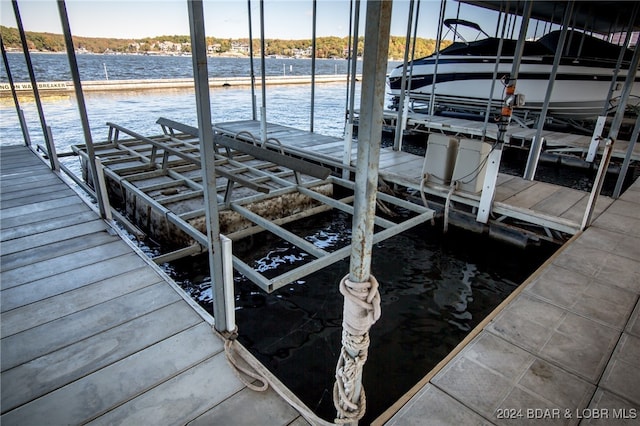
left=214, top=120, right=613, bottom=234
left=0, top=145, right=308, bottom=426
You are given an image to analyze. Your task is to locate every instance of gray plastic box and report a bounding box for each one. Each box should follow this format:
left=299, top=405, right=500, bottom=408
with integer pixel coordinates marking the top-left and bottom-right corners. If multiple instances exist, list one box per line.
left=451, top=138, right=492, bottom=193
left=422, top=134, right=459, bottom=185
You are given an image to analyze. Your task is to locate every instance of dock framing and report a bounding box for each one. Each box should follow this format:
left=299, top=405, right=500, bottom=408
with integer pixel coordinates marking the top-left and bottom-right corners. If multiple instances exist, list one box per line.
left=0, top=145, right=314, bottom=425
left=214, top=119, right=615, bottom=241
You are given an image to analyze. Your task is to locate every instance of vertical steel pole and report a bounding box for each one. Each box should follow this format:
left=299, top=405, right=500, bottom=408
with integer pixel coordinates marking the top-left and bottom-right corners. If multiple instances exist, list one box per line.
left=523, top=1, right=573, bottom=181
left=333, top=3, right=390, bottom=424
left=342, top=0, right=360, bottom=180
left=349, top=1, right=390, bottom=283
left=613, top=114, right=640, bottom=198
left=0, top=35, right=31, bottom=146
left=57, top=0, right=108, bottom=219
left=607, top=38, right=640, bottom=143
left=259, top=0, right=268, bottom=144
left=247, top=0, right=257, bottom=121
left=310, top=0, right=317, bottom=132
left=12, top=0, right=57, bottom=170
left=428, top=0, right=446, bottom=116
left=187, top=0, right=230, bottom=332
left=393, top=0, right=415, bottom=151
left=601, top=6, right=637, bottom=116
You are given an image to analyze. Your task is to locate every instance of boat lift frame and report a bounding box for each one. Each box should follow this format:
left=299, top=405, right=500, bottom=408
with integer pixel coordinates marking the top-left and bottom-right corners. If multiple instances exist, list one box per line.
left=72, top=118, right=434, bottom=294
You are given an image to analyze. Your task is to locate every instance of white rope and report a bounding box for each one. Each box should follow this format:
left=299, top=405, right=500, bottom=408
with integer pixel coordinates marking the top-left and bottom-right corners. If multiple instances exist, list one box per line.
left=443, top=180, right=458, bottom=233
left=223, top=334, right=269, bottom=392
left=420, top=174, right=436, bottom=226
left=333, top=274, right=381, bottom=424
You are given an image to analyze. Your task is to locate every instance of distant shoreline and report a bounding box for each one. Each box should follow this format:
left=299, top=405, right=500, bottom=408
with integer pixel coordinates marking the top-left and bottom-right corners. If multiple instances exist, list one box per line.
left=0, top=75, right=360, bottom=97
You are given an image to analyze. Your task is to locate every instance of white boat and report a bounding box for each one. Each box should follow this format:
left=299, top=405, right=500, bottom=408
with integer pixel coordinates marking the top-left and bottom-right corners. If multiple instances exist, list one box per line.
left=388, top=20, right=640, bottom=122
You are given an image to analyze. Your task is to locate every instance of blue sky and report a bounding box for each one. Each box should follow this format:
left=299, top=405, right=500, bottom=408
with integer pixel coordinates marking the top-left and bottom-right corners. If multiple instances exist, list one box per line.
left=1, top=0, right=508, bottom=41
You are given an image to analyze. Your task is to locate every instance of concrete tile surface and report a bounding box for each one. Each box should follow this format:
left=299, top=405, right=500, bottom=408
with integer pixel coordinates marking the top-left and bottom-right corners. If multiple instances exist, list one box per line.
left=525, top=264, right=636, bottom=330
left=600, top=334, right=640, bottom=406
left=583, top=388, right=640, bottom=425
left=386, top=384, right=493, bottom=426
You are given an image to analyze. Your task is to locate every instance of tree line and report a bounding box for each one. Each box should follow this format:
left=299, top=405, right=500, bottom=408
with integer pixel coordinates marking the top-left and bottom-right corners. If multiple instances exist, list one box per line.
left=0, top=25, right=450, bottom=60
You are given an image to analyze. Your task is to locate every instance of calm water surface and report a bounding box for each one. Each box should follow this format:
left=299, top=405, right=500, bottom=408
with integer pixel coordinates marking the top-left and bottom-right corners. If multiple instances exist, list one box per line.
left=2, top=54, right=559, bottom=423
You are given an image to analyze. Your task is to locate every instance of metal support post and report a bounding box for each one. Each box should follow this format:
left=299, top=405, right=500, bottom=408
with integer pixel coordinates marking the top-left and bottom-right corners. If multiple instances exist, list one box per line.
left=581, top=139, right=614, bottom=230
left=342, top=0, right=360, bottom=181
left=310, top=0, right=317, bottom=133
left=428, top=0, right=446, bottom=117
left=601, top=5, right=638, bottom=115
left=613, top=114, right=640, bottom=199
left=524, top=1, right=573, bottom=181
left=586, top=116, right=606, bottom=163
left=476, top=146, right=502, bottom=224
left=221, top=234, right=236, bottom=331
left=393, top=0, right=415, bottom=151
left=1, top=35, right=31, bottom=146
left=94, top=157, right=113, bottom=221
left=333, top=1, right=390, bottom=424
left=12, top=0, right=56, bottom=170
left=259, top=0, right=267, bottom=146
left=247, top=0, right=257, bottom=121
left=57, top=0, right=109, bottom=218
left=44, top=125, right=60, bottom=171
left=606, top=37, right=640, bottom=143
left=188, top=0, right=231, bottom=333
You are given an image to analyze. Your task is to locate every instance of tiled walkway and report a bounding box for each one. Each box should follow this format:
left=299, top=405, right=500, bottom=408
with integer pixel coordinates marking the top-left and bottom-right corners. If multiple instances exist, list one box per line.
left=387, top=178, right=640, bottom=425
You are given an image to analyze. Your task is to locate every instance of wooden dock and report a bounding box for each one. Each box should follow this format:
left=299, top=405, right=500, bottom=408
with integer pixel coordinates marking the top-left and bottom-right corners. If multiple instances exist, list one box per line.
left=383, top=164, right=640, bottom=425
left=374, top=110, right=640, bottom=162
left=0, top=145, right=312, bottom=425
left=214, top=120, right=615, bottom=237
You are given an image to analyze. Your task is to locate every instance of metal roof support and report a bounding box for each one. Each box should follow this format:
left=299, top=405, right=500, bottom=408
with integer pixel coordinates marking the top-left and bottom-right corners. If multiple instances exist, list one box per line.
left=342, top=0, right=360, bottom=179
left=247, top=0, right=257, bottom=121
left=508, top=0, right=532, bottom=81
left=428, top=0, right=447, bottom=116
left=310, top=0, right=317, bottom=132
left=12, top=0, right=57, bottom=170
left=259, top=0, right=267, bottom=145
left=481, top=1, right=509, bottom=141
left=607, top=37, right=640, bottom=145
left=601, top=4, right=638, bottom=116
left=0, top=35, right=31, bottom=146
left=333, top=1, right=391, bottom=424
left=523, top=1, right=574, bottom=181
left=57, top=0, right=109, bottom=219
left=613, top=114, right=640, bottom=199
left=393, top=0, right=415, bottom=151
left=609, top=38, right=640, bottom=199
left=187, top=0, right=232, bottom=333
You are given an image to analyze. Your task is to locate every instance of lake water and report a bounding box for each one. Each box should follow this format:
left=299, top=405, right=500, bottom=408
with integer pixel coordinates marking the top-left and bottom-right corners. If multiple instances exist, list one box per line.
left=1, top=53, right=559, bottom=423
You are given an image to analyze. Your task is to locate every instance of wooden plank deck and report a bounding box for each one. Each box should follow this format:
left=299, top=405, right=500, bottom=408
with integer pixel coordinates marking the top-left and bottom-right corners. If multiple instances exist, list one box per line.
left=214, top=120, right=614, bottom=235
left=383, top=164, right=640, bottom=426
left=0, top=145, right=311, bottom=425
left=375, top=110, right=640, bottom=161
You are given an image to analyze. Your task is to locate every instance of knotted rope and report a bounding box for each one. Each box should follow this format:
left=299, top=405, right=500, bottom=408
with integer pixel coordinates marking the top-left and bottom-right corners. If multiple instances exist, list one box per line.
left=333, top=274, right=381, bottom=424
left=222, top=329, right=269, bottom=392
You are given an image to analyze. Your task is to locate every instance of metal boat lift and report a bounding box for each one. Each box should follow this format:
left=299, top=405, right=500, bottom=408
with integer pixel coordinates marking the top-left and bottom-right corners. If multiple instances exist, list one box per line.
left=72, top=117, right=434, bottom=294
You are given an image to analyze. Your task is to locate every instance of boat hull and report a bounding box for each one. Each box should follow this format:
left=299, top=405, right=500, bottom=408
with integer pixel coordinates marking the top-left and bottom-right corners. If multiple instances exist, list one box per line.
left=388, top=56, right=640, bottom=120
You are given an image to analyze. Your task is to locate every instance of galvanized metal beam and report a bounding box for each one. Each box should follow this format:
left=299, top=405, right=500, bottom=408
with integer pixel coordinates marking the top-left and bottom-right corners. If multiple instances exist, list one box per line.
left=58, top=0, right=112, bottom=217
left=0, top=35, right=31, bottom=146
left=349, top=0, right=391, bottom=283
left=12, top=0, right=56, bottom=170
left=156, top=117, right=332, bottom=179
left=187, top=0, right=231, bottom=333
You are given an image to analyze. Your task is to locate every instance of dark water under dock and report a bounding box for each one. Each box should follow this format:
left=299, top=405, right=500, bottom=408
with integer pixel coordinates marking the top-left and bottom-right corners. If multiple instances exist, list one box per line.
left=165, top=207, right=557, bottom=423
